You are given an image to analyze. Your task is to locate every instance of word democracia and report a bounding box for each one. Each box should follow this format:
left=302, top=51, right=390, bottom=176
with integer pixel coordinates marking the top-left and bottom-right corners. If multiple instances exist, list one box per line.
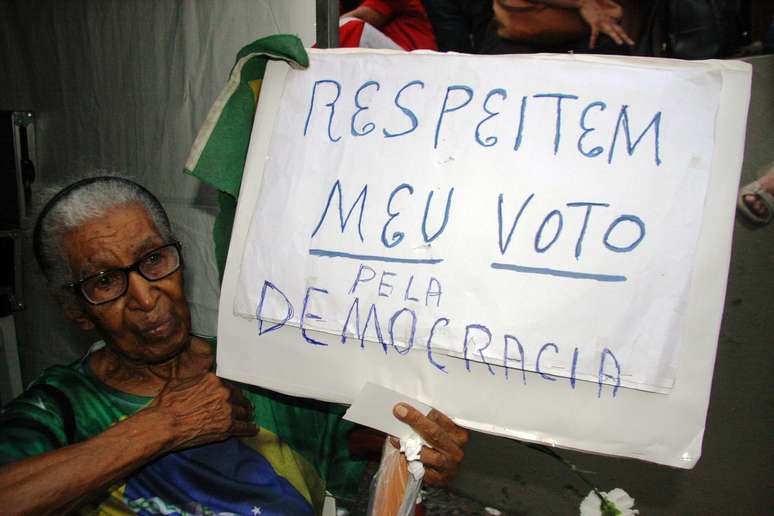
left=255, top=272, right=623, bottom=399
left=303, top=79, right=662, bottom=165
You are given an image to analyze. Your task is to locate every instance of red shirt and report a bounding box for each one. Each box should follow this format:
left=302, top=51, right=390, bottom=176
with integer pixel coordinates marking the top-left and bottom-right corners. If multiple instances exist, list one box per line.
left=359, top=0, right=438, bottom=51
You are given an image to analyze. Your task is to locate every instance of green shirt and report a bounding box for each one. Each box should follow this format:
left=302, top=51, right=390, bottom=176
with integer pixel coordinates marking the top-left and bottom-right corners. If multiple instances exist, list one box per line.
left=0, top=341, right=366, bottom=515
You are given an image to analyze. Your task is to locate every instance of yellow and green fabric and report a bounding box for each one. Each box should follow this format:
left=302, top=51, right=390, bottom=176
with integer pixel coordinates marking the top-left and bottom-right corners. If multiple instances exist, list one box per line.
left=0, top=341, right=366, bottom=515
left=184, top=33, right=309, bottom=279
left=181, top=33, right=370, bottom=511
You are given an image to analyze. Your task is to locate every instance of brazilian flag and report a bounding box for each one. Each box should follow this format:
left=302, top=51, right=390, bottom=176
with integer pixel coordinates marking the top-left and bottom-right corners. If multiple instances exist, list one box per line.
left=182, top=34, right=366, bottom=509
left=184, top=34, right=309, bottom=278
left=0, top=347, right=367, bottom=514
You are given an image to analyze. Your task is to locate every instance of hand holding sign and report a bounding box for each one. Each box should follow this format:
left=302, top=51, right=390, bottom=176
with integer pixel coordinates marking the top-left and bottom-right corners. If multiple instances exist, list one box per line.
left=391, top=403, right=469, bottom=485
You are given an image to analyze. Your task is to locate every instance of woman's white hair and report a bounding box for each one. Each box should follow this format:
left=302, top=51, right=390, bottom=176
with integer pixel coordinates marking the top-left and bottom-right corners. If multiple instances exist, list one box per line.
left=33, top=176, right=173, bottom=304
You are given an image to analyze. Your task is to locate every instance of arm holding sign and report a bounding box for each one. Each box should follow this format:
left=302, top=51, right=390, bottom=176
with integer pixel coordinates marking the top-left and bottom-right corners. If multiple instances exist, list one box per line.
left=348, top=404, right=469, bottom=485
left=345, top=387, right=469, bottom=485
left=391, top=403, right=469, bottom=485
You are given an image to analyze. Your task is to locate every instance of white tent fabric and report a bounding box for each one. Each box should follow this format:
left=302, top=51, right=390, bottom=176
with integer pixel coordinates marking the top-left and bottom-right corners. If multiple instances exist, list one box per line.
left=0, top=0, right=314, bottom=383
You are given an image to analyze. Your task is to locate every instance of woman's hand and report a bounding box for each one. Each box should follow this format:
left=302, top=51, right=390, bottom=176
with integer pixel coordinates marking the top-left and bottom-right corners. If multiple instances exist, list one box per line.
left=150, top=372, right=258, bottom=451
left=391, top=403, right=469, bottom=485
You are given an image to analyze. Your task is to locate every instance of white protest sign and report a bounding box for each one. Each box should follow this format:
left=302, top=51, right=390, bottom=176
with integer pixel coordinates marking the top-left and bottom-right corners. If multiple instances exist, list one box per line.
left=218, top=49, right=751, bottom=467
left=235, top=51, right=718, bottom=393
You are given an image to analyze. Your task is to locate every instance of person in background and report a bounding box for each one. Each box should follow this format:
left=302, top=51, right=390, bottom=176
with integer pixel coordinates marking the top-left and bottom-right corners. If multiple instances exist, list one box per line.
left=738, top=163, right=774, bottom=226
left=340, top=0, right=438, bottom=50
left=423, top=0, right=634, bottom=54
left=422, top=0, right=493, bottom=53
left=482, top=0, right=638, bottom=55
left=0, top=176, right=468, bottom=515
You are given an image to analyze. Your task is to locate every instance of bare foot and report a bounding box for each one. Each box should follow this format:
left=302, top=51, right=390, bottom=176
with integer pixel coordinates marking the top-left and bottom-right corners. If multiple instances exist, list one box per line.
left=741, top=167, right=774, bottom=220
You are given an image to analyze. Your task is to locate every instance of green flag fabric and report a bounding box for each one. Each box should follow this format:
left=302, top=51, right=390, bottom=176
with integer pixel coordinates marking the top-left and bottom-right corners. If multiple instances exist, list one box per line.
left=182, top=35, right=367, bottom=502
left=0, top=342, right=365, bottom=512
left=184, top=34, right=309, bottom=275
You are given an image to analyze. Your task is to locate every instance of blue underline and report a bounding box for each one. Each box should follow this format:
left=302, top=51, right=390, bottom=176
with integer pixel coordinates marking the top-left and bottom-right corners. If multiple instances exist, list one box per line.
left=309, top=248, right=443, bottom=264
left=490, top=262, right=627, bottom=282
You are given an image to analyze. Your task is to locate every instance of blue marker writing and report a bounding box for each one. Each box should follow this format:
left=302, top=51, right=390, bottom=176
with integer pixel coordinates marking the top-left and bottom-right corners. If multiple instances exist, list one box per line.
left=383, top=80, right=424, bottom=138
left=434, top=85, right=473, bottom=149
left=311, top=180, right=368, bottom=242
left=300, top=287, right=328, bottom=346
left=426, top=317, right=450, bottom=373
left=256, top=281, right=294, bottom=336
left=351, top=80, right=380, bottom=137
left=304, top=79, right=342, bottom=142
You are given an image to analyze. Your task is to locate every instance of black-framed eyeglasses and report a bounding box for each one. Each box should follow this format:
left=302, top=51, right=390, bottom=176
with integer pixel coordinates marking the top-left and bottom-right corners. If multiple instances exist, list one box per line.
left=65, top=242, right=183, bottom=305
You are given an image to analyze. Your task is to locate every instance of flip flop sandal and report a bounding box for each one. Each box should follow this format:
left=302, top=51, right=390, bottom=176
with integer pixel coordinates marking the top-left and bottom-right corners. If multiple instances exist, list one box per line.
left=737, top=179, right=774, bottom=226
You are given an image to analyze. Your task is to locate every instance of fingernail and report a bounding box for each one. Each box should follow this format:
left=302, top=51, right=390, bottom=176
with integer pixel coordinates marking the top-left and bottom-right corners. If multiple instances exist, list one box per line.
left=394, top=404, right=408, bottom=418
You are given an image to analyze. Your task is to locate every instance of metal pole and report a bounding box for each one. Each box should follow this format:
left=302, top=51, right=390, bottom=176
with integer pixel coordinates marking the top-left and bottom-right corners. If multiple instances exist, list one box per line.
left=316, top=0, right=339, bottom=48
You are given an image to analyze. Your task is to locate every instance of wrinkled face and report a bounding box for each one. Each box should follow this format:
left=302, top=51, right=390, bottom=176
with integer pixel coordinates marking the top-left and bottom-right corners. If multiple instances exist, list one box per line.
left=62, top=203, right=191, bottom=364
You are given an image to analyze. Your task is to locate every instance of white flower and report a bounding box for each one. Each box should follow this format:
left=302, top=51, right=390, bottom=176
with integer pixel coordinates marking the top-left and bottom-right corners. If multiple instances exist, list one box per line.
left=579, top=488, right=639, bottom=516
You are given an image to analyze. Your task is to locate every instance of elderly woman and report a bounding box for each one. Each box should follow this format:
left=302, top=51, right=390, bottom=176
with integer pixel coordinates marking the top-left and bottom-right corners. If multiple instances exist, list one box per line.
left=0, top=177, right=467, bottom=515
